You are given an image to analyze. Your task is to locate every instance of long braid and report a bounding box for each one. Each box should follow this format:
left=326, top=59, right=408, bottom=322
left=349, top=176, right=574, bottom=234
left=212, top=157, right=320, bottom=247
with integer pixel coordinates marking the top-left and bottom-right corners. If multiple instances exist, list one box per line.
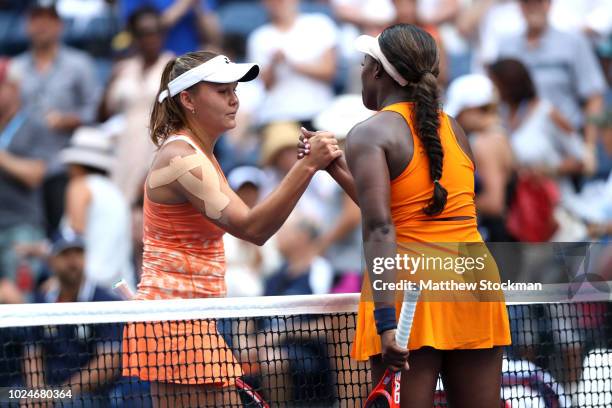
left=415, top=72, right=447, bottom=215
left=379, top=24, right=448, bottom=215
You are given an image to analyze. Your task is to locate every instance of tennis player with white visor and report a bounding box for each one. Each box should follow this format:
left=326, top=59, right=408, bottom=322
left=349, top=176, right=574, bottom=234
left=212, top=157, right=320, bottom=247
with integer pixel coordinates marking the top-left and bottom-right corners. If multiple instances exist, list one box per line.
left=121, top=50, right=341, bottom=407
left=299, top=24, right=511, bottom=408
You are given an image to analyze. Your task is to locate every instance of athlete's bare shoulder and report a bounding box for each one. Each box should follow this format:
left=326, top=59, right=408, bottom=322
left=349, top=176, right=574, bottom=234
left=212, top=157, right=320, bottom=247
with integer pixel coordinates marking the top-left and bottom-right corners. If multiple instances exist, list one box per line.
left=446, top=114, right=476, bottom=164
left=347, top=110, right=408, bottom=148
left=151, top=138, right=198, bottom=171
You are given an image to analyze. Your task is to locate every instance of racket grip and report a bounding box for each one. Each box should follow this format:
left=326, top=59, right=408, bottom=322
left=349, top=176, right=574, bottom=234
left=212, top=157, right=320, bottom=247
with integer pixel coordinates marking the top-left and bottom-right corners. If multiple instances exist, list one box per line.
left=395, top=289, right=420, bottom=349
left=113, top=279, right=135, bottom=300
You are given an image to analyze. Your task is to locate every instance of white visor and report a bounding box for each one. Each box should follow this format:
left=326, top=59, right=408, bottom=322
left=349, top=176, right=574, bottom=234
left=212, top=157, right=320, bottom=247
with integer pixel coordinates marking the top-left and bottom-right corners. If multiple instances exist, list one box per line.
left=158, top=55, right=259, bottom=103
left=354, top=35, right=408, bottom=87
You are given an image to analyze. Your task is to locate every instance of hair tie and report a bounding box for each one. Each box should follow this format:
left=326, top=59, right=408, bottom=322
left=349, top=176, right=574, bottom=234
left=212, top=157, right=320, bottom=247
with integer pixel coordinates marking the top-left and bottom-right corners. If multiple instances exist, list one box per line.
left=433, top=179, right=440, bottom=185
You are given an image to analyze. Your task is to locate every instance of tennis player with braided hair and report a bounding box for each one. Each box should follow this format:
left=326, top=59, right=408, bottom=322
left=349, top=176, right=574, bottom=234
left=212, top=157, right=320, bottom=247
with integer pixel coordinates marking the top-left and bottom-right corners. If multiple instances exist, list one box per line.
left=300, top=24, right=511, bottom=407
left=121, top=50, right=341, bottom=407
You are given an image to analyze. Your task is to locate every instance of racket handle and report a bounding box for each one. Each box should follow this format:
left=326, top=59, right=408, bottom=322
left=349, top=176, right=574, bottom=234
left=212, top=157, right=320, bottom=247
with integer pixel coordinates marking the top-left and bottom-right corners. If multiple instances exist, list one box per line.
left=113, top=279, right=135, bottom=300
left=395, top=289, right=420, bottom=348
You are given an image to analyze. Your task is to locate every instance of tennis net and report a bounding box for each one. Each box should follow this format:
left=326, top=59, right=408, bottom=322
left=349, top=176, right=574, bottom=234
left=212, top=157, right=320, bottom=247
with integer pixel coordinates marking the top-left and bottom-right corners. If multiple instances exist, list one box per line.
left=0, top=292, right=611, bottom=407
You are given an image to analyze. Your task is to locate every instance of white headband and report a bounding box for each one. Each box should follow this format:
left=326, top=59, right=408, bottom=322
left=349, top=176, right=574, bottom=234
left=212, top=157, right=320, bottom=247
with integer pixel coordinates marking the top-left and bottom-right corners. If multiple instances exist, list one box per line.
left=158, top=55, right=259, bottom=103
left=354, top=35, right=409, bottom=87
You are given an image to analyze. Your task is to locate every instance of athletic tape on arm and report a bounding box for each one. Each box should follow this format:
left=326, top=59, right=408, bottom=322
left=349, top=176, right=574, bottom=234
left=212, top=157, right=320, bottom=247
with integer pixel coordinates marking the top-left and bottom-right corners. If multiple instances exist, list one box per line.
left=149, top=154, right=230, bottom=219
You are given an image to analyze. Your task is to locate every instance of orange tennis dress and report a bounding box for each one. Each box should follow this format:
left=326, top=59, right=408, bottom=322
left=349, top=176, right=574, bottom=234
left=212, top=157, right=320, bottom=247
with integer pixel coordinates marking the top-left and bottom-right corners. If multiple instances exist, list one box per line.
left=122, top=135, right=242, bottom=385
left=351, top=102, right=511, bottom=361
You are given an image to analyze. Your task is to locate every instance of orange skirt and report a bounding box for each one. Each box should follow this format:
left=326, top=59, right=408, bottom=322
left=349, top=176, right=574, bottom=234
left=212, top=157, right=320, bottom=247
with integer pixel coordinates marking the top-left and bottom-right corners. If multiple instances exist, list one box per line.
left=122, top=319, right=242, bottom=385
left=351, top=300, right=512, bottom=361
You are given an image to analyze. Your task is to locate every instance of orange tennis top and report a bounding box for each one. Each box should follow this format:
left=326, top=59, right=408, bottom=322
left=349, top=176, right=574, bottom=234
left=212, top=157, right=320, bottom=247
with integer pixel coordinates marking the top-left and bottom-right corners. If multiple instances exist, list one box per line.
left=135, top=135, right=227, bottom=300
left=123, top=135, right=241, bottom=386
left=351, top=102, right=511, bottom=360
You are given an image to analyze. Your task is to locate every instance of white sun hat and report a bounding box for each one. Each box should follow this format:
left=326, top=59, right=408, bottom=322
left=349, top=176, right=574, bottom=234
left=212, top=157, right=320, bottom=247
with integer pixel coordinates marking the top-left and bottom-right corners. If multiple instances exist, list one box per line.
left=158, top=55, right=259, bottom=103
left=313, top=94, right=376, bottom=140
left=227, top=166, right=266, bottom=191
left=60, top=127, right=115, bottom=172
left=444, top=74, right=498, bottom=118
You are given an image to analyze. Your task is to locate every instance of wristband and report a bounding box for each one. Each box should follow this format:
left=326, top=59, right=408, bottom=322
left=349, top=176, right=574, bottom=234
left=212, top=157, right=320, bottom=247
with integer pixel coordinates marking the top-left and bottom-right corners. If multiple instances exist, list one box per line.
left=373, top=307, right=397, bottom=335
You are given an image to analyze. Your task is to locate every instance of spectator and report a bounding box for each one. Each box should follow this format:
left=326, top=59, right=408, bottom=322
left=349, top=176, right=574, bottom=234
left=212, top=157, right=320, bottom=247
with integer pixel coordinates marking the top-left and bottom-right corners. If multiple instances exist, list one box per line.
left=416, top=0, right=460, bottom=27
left=256, top=215, right=335, bottom=404
left=548, top=0, right=612, bottom=38
left=312, top=95, right=369, bottom=292
left=59, top=127, right=135, bottom=291
left=10, top=1, right=102, bottom=235
left=100, top=6, right=174, bottom=206
left=224, top=166, right=281, bottom=297
left=497, top=0, right=607, bottom=146
left=0, top=278, right=24, bottom=304
left=445, top=74, right=515, bottom=242
left=331, top=0, right=395, bottom=35
left=0, top=59, right=54, bottom=301
left=565, top=108, right=612, bottom=239
left=265, top=215, right=333, bottom=297
left=330, top=0, right=395, bottom=93
left=247, top=0, right=338, bottom=127
left=456, top=0, right=524, bottom=72
left=489, top=58, right=588, bottom=199
left=258, top=121, right=339, bottom=228
left=119, top=0, right=221, bottom=55
left=590, top=107, right=612, bottom=182
left=23, top=233, right=122, bottom=404
left=489, top=58, right=590, bottom=242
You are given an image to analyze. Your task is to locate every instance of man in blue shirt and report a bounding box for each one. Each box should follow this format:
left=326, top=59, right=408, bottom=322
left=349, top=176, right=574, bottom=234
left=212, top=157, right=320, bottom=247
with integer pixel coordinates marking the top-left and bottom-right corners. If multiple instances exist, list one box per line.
left=120, top=0, right=220, bottom=55
left=10, top=1, right=102, bottom=235
left=0, top=57, right=54, bottom=301
left=23, top=233, right=123, bottom=406
left=497, top=0, right=607, bottom=146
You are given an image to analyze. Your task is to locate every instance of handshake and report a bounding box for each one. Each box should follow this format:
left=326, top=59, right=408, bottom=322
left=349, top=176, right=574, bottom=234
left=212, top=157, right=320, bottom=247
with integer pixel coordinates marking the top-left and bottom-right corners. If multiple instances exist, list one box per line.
left=296, top=127, right=343, bottom=171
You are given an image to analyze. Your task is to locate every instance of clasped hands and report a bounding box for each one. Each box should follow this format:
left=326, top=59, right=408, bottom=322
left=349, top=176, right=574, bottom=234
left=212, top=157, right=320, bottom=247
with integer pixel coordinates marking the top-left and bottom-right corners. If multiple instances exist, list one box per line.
left=297, top=127, right=343, bottom=171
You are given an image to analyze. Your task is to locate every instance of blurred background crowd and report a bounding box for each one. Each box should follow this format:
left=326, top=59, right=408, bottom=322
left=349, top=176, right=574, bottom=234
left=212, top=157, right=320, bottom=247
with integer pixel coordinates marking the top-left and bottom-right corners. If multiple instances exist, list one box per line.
left=0, top=0, right=610, bottom=307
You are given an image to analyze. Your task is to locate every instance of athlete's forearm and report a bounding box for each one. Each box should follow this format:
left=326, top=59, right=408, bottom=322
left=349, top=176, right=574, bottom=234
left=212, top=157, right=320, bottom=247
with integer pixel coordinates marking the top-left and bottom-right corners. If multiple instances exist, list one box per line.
left=244, top=161, right=316, bottom=245
left=363, top=219, right=398, bottom=311
left=327, top=157, right=359, bottom=204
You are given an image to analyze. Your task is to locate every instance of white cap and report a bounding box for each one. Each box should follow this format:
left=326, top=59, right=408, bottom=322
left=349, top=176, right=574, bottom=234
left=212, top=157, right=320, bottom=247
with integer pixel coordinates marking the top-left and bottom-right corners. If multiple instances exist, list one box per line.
left=354, top=35, right=408, bottom=87
left=313, top=94, right=375, bottom=140
left=444, top=74, right=498, bottom=118
left=227, top=166, right=266, bottom=191
left=158, top=55, right=259, bottom=103
left=60, top=127, right=115, bottom=172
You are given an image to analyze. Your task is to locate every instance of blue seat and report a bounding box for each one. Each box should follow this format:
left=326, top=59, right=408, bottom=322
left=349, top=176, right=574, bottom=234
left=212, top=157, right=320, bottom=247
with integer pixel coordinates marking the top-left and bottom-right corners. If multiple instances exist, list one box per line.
left=218, top=2, right=268, bottom=36
left=218, top=1, right=336, bottom=37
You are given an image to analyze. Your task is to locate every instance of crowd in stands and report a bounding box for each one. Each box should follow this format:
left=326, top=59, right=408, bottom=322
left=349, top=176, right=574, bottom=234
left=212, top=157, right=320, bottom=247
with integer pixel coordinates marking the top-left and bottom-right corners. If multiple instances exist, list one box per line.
left=0, top=0, right=611, bottom=403
left=0, top=0, right=609, bottom=302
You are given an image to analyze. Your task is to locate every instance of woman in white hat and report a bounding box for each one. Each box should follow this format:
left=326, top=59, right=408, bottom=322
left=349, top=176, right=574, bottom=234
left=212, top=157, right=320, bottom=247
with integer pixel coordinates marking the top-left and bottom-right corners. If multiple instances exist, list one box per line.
left=445, top=74, right=515, bottom=242
left=122, top=50, right=340, bottom=406
left=60, top=127, right=135, bottom=292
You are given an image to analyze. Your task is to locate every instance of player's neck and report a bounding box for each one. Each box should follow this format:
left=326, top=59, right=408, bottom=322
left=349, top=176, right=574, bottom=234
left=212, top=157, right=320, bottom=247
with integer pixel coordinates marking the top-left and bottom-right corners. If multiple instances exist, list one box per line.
left=379, top=92, right=417, bottom=110
left=182, top=122, right=218, bottom=155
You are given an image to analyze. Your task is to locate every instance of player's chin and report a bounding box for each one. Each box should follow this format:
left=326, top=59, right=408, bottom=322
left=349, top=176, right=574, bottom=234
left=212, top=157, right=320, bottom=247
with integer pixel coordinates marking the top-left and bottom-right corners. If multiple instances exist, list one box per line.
left=223, top=116, right=237, bottom=130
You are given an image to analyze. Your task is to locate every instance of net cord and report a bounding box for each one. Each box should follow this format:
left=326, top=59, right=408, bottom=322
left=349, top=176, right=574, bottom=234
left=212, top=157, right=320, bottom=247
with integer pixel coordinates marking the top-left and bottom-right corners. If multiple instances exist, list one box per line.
left=0, top=283, right=610, bottom=328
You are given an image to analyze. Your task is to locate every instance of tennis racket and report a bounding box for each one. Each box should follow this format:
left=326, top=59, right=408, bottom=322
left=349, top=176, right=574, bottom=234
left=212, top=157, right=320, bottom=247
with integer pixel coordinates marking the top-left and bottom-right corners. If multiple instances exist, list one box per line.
left=236, top=377, right=270, bottom=407
left=364, top=289, right=420, bottom=408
